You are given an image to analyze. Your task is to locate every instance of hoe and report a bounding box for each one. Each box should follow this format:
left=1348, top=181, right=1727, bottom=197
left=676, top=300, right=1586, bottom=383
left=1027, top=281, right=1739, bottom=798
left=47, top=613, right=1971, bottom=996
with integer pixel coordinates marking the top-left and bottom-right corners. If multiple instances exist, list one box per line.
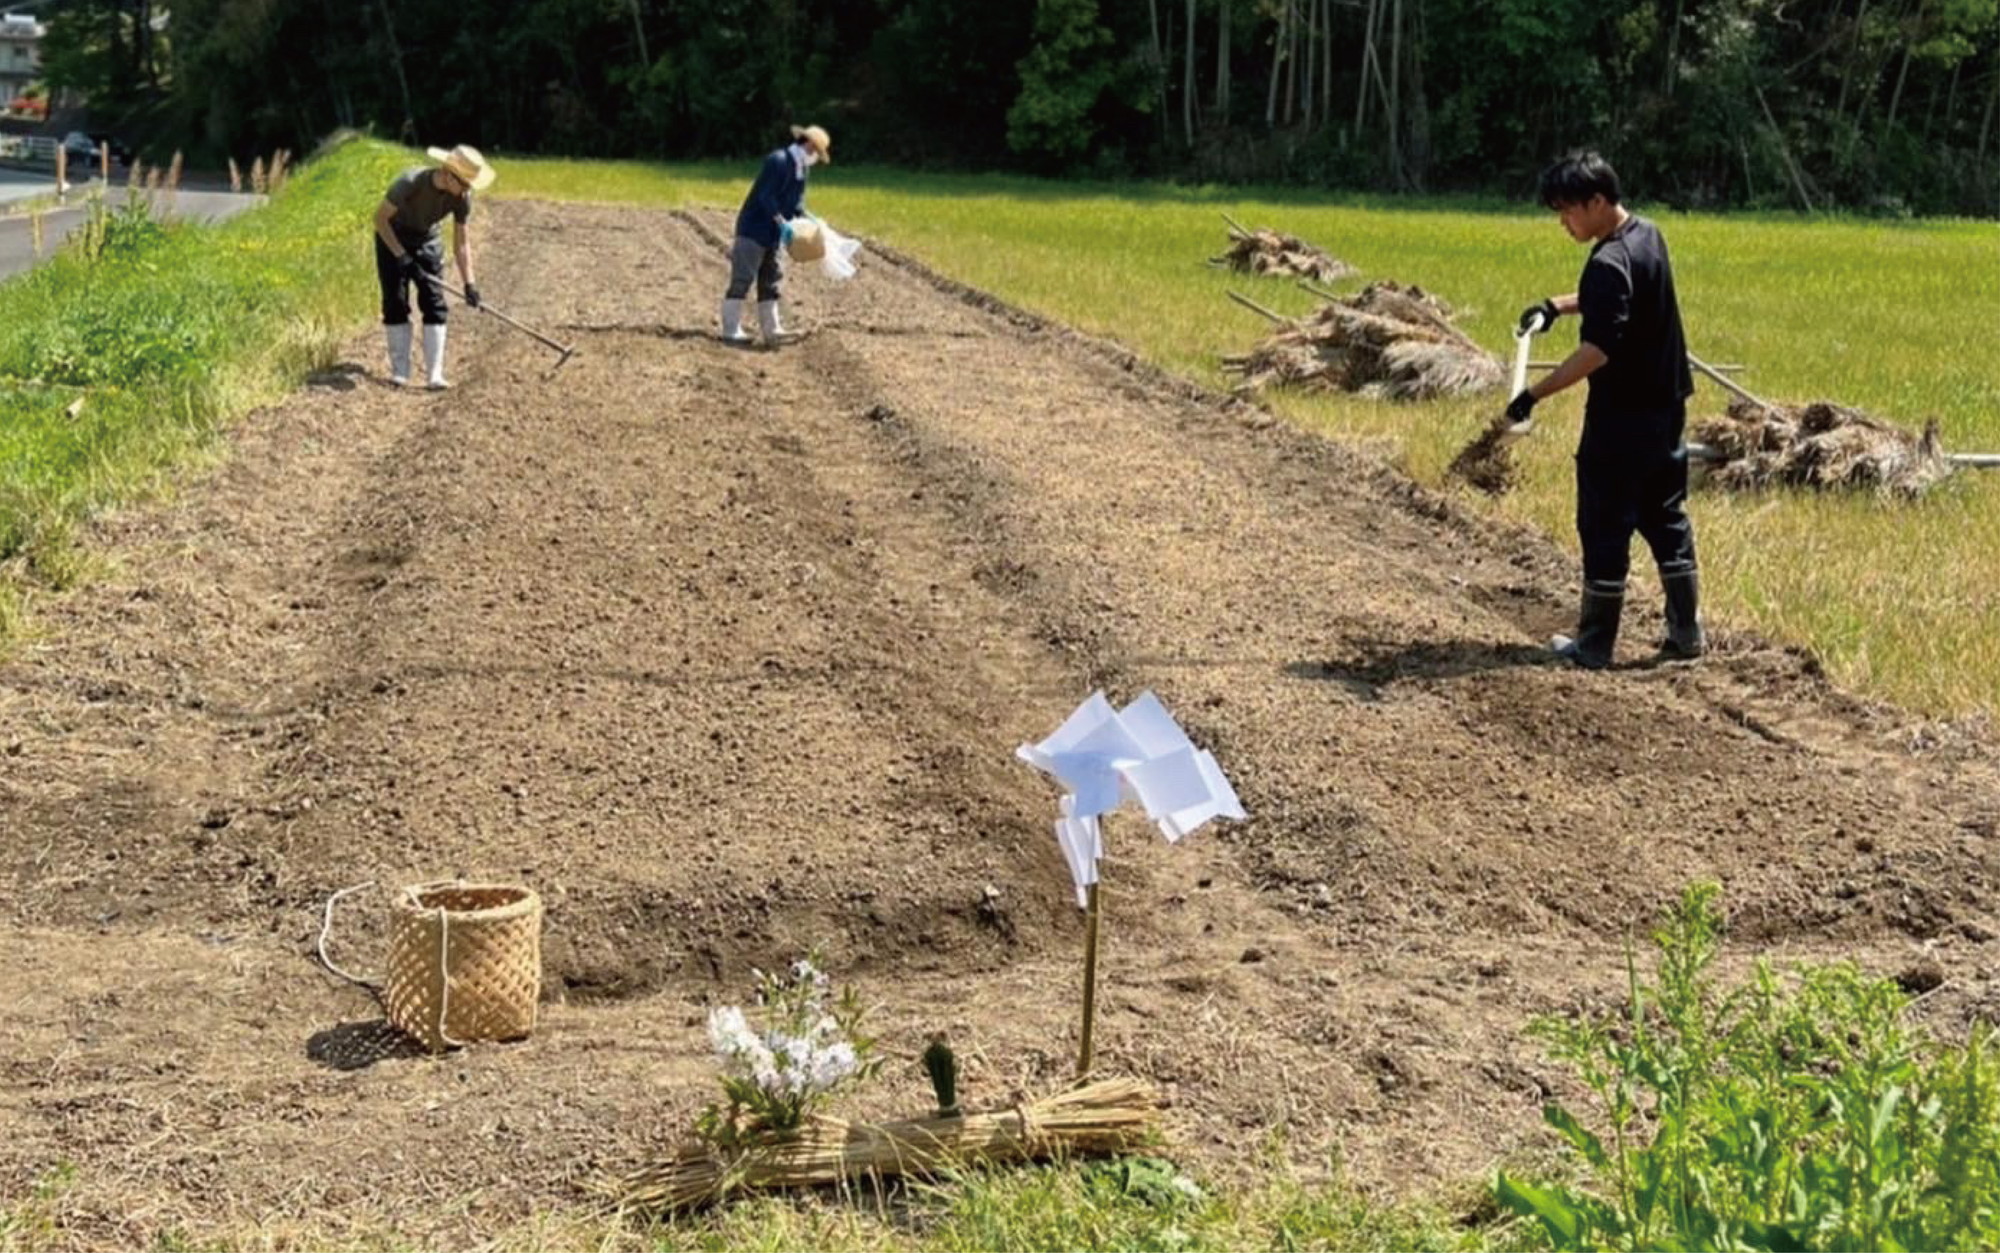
left=440, top=282, right=578, bottom=371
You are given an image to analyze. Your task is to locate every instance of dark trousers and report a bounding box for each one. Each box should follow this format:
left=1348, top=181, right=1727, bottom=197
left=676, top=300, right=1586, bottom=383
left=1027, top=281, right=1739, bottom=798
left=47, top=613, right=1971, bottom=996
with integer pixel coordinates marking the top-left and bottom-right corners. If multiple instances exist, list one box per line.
left=725, top=236, right=783, bottom=302
left=1576, top=449, right=1698, bottom=586
left=374, top=235, right=447, bottom=326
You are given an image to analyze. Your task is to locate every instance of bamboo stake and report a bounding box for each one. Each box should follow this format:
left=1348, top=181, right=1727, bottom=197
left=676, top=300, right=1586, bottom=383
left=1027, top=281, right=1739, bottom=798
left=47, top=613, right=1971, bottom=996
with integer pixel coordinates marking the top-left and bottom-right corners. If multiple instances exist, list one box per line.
left=1078, top=880, right=1102, bottom=1077
left=1226, top=290, right=1286, bottom=323
left=1689, top=351, right=1778, bottom=413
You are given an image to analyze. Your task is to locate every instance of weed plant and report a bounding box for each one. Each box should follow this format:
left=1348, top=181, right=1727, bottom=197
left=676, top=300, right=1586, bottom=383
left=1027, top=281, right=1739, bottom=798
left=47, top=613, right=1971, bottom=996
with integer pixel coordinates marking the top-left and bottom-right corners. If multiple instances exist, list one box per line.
left=1497, top=883, right=2000, bottom=1251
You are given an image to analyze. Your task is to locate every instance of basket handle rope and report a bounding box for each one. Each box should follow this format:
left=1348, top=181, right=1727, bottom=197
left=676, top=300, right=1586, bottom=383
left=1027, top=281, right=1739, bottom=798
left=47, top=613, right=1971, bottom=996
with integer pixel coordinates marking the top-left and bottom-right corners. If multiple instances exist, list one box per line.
left=317, top=881, right=383, bottom=990
left=432, top=899, right=466, bottom=1050
left=398, top=879, right=472, bottom=1049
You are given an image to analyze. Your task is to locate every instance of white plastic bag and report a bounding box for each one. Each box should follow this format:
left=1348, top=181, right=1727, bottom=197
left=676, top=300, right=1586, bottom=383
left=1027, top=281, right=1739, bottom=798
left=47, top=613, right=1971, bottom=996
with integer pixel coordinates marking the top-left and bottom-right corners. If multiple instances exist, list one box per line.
left=818, top=222, right=863, bottom=281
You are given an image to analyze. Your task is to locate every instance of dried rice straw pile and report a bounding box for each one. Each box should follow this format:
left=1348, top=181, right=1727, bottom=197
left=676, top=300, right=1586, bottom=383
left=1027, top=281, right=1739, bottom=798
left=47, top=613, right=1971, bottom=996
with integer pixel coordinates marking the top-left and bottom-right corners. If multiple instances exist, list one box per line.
left=1210, top=216, right=1357, bottom=282
left=1222, top=282, right=1504, bottom=402
left=1693, top=397, right=1954, bottom=497
left=596, top=1077, right=1161, bottom=1215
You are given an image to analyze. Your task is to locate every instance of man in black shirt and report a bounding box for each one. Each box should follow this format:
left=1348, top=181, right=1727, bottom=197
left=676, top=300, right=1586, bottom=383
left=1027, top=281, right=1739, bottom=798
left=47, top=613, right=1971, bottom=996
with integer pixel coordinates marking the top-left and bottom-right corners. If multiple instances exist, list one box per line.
left=372, top=144, right=493, bottom=389
left=1506, top=150, right=1702, bottom=669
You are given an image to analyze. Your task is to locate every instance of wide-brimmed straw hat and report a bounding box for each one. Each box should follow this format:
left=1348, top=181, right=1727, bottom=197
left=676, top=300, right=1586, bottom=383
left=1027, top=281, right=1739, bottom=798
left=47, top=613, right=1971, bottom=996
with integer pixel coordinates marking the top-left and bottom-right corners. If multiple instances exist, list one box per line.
left=426, top=144, right=496, bottom=191
left=790, top=124, right=832, bottom=164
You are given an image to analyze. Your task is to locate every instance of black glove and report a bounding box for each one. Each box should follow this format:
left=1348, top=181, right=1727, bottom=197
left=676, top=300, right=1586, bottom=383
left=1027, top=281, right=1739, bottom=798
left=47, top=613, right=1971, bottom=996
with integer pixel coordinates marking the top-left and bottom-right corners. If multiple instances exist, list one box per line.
left=396, top=252, right=421, bottom=283
left=1517, top=299, right=1559, bottom=335
left=463, top=282, right=482, bottom=309
left=1506, top=390, right=1539, bottom=425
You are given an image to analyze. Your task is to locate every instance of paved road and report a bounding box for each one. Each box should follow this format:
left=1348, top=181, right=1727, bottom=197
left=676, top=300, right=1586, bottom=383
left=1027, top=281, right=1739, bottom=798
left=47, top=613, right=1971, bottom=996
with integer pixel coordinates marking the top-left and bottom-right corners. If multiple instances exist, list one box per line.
left=0, top=184, right=261, bottom=281
left=0, top=165, right=58, bottom=206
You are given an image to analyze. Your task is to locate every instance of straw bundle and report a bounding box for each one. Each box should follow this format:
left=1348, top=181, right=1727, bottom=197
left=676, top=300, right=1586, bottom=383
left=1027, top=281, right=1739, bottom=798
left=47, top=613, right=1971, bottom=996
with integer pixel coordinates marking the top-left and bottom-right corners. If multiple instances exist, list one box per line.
left=1693, top=398, right=1954, bottom=497
left=597, top=1077, right=1161, bottom=1215
left=1210, top=220, right=1356, bottom=282
left=1222, top=282, right=1503, bottom=402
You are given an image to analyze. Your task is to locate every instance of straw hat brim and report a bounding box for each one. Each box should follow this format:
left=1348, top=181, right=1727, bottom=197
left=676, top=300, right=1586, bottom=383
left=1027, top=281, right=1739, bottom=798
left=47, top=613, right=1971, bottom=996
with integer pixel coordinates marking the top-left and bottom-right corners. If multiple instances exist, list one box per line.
left=427, top=146, right=497, bottom=191
left=789, top=126, right=832, bottom=164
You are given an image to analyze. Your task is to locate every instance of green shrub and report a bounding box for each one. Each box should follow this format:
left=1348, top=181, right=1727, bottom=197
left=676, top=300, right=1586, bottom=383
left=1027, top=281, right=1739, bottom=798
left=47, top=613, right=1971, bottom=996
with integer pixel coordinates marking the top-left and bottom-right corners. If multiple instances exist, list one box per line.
left=1497, top=883, right=2000, bottom=1251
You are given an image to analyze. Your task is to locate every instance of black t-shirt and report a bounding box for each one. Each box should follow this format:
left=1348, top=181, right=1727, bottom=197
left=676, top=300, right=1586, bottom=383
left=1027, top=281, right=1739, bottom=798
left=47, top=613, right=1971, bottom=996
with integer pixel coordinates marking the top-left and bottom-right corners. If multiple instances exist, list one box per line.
left=383, top=167, right=471, bottom=247
left=1576, top=215, right=1694, bottom=458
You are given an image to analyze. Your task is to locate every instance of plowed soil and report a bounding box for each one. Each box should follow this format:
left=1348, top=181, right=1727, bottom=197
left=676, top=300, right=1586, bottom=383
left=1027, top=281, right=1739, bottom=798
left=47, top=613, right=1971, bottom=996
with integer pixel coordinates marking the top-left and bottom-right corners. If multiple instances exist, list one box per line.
left=4, top=201, right=1999, bottom=1246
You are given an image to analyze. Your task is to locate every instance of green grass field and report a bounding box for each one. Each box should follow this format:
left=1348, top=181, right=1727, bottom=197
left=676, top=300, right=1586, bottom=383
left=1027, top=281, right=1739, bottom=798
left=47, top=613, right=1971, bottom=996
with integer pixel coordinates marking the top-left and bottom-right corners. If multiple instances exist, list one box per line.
left=502, top=160, right=2000, bottom=717
left=0, top=138, right=412, bottom=630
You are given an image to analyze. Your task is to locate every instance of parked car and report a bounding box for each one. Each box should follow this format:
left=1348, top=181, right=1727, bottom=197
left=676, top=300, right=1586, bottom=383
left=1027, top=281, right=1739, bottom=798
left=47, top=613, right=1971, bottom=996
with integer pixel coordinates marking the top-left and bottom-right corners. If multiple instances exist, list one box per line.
left=60, top=131, right=132, bottom=166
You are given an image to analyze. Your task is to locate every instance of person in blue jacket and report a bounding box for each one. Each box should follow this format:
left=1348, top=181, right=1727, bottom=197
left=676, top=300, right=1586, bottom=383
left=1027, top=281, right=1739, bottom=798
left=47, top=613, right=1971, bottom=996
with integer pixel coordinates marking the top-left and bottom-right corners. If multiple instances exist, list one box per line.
left=720, top=124, right=832, bottom=345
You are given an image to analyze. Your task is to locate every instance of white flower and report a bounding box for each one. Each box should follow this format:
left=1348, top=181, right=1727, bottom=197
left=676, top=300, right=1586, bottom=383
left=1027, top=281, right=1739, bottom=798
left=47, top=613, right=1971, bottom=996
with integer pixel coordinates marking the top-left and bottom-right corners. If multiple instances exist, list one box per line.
left=709, top=1004, right=777, bottom=1076
left=809, top=1041, right=859, bottom=1090
left=781, top=1035, right=814, bottom=1070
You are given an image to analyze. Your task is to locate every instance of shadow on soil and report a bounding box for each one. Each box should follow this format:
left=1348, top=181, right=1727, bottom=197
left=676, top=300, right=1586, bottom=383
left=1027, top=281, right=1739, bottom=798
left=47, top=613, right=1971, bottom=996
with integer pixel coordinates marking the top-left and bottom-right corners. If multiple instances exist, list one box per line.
left=307, top=1019, right=428, bottom=1071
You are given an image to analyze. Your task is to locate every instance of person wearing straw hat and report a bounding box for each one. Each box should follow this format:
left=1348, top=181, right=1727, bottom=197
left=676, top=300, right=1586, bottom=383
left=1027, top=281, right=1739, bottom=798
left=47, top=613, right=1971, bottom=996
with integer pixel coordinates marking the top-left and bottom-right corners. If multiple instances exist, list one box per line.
left=719, top=124, right=831, bottom=346
left=372, top=144, right=495, bottom=389
left=1508, top=149, right=1701, bottom=669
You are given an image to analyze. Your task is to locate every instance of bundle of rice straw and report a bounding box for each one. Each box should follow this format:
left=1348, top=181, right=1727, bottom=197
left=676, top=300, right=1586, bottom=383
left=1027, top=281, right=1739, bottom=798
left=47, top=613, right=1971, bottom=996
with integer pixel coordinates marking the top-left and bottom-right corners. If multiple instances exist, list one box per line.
left=596, top=1077, right=1161, bottom=1215
left=1692, top=397, right=1953, bottom=497
left=1221, top=282, right=1503, bottom=402
left=1210, top=218, right=1357, bottom=282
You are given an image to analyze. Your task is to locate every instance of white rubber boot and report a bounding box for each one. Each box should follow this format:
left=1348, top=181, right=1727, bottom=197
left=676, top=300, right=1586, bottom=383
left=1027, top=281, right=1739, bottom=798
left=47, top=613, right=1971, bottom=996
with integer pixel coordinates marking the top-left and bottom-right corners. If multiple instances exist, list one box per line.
left=756, top=299, right=796, bottom=344
left=423, top=323, right=448, bottom=390
left=385, top=323, right=412, bottom=386
left=719, top=298, right=751, bottom=344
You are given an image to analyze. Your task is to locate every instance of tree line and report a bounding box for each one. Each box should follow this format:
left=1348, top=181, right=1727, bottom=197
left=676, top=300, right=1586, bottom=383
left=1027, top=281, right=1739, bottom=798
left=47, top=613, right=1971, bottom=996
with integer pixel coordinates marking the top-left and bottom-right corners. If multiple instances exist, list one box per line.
left=39, top=0, right=2000, bottom=214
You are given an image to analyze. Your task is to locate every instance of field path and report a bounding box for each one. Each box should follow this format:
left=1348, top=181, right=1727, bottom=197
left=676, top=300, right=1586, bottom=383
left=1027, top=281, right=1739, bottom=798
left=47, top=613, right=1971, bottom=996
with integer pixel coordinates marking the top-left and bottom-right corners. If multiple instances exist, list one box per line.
left=3, top=200, right=1997, bottom=1244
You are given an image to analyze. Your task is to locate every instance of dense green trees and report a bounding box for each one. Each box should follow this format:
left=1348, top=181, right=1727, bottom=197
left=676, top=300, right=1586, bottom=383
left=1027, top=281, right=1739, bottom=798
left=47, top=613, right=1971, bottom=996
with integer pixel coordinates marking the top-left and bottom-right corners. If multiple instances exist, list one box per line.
left=41, top=0, right=2000, bottom=212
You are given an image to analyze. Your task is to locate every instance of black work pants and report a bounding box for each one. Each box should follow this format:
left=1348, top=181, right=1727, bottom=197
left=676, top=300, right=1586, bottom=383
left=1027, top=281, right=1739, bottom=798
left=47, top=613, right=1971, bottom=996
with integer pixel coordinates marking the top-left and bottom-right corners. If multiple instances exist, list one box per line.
left=374, top=235, right=448, bottom=326
left=1575, top=448, right=1697, bottom=586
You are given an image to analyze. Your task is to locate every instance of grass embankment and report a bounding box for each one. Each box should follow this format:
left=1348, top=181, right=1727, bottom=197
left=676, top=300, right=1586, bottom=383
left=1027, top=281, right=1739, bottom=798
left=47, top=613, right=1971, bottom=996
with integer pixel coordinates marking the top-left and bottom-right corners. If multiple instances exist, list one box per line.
left=0, top=135, right=410, bottom=631
left=503, top=160, right=2000, bottom=717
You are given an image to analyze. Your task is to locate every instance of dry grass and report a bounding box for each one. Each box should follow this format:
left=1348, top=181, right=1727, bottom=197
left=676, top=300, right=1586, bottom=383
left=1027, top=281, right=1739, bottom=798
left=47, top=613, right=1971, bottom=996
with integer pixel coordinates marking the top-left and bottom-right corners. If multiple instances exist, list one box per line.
left=1693, top=397, right=1955, bottom=498
left=598, top=1078, right=1161, bottom=1216
left=1221, top=281, right=1503, bottom=402
left=1210, top=217, right=1357, bottom=282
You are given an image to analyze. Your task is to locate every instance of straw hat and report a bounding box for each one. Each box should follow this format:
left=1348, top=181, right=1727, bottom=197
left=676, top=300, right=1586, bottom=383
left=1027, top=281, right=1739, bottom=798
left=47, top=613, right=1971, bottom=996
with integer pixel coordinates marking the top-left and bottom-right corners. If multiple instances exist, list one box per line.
left=426, top=143, right=496, bottom=191
left=790, top=124, right=832, bottom=164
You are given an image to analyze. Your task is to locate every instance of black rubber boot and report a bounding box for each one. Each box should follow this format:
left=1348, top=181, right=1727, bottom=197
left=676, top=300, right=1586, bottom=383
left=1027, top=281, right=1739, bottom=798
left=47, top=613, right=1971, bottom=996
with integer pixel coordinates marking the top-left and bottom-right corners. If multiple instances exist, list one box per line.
left=1658, top=561, right=1704, bottom=660
left=1551, top=578, right=1624, bottom=670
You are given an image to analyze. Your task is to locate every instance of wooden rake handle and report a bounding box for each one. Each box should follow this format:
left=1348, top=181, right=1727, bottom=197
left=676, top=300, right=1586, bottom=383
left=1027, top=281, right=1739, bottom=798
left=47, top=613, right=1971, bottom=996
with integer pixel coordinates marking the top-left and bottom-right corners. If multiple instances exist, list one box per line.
left=435, top=281, right=577, bottom=362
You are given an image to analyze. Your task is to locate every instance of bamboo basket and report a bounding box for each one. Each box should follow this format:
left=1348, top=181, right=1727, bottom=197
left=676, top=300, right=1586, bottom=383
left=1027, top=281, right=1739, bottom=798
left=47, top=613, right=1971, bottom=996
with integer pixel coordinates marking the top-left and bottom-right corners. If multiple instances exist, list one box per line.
left=598, top=1076, right=1162, bottom=1215
left=384, top=882, right=542, bottom=1053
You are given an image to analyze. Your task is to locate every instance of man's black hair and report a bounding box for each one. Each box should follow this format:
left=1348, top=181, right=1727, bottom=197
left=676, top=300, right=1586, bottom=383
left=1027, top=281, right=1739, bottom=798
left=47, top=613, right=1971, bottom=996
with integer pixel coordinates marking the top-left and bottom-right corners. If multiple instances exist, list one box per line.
left=1538, top=151, right=1622, bottom=210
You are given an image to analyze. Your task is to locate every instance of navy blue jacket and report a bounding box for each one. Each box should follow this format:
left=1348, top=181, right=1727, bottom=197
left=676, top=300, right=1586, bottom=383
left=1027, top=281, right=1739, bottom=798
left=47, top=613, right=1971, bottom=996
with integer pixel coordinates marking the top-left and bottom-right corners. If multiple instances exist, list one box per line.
left=733, top=148, right=806, bottom=248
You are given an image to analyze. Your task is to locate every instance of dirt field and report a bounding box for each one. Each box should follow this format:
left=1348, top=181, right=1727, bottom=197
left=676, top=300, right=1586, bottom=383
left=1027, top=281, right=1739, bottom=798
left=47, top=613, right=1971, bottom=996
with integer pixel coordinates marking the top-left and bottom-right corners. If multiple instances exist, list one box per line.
left=4, top=201, right=1999, bottom=1246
